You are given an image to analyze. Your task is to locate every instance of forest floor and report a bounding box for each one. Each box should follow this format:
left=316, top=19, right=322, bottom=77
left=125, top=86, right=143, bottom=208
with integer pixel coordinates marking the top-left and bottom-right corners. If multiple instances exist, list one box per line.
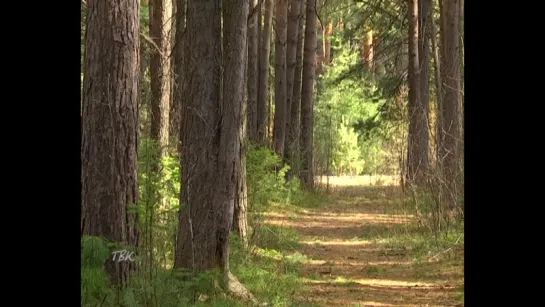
left=260, top=177, right=464, bottom=307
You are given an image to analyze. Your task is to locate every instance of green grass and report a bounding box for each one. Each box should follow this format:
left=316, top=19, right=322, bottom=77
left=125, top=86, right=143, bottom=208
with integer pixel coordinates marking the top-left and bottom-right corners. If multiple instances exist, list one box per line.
left=81, top=233, right=313, bottom=307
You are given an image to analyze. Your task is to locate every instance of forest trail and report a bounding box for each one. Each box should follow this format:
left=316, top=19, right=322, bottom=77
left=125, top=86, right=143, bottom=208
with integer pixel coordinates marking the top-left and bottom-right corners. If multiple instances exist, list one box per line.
left=263, top=179, right=464, bottom=307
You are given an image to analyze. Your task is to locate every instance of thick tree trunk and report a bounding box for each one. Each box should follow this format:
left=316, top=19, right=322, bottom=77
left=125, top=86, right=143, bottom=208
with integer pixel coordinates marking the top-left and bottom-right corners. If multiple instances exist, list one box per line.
left=171, top=0, right=186, bottom=152
left=232, top=0, right=251, bottom=248
left=257, top=0, right=274, bottom=145
left=174, top=0, right=223, bottom=272
left=219, top=0, right=249, bottom=277
left=300, top=0, right=317, bottom=190
left=459, top=0, right=464, bottom=174
left=406, top=0, right=428, bottom=185
left=439, top=0, right=461, bottom=208
left=273, top=0, right=288, bottom=157
left=285, top=0, right=302, bottom=171
left=149, top=0, right=172, bottom=155
left=247, top=0, right=259, bottom=144
left=174, top=2, right=254, bottom=293
left=81, top=0, right=140, bottom=286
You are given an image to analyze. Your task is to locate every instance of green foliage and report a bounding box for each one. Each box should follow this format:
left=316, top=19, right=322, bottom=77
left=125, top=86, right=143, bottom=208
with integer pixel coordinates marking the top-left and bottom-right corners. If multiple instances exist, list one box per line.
left=314, top=38, right=398, bottom=176
left=246, top=146, right=299, bottom=210
left=81, top=142, right=319, bottom=306
left=80, top=233, right=310, bottom=307
left=81, top=236, right=111, bottom=306
left=81, top=236, right=110, bottom=268
left=230, top=235, right=307, bottom=307
left=135, top=138, right=180, bottom=271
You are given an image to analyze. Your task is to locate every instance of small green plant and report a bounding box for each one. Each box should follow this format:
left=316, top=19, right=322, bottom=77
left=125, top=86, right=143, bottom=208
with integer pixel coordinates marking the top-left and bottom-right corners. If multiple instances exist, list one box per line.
left=246, top=146, right=296, bottom=210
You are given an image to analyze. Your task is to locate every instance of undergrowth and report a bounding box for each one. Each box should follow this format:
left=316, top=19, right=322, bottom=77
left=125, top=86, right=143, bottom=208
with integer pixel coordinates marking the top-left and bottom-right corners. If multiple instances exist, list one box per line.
left=81, top=140, right=322, bottom=306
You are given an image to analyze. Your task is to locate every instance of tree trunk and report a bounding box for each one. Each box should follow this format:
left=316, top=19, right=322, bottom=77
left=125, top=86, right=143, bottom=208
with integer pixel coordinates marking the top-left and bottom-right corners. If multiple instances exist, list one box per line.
left=257, top=0, right=274, bottom=145
left=171, top=0, right=186, bottom=153
left=419, top=0, right=431, bottom=175
left=219, top=0, right=249, bottom=278
left=174, top=2, right=255, bottom=295
left=232, top=1, right=251, bottom=248
left=430, top=12, right=443, bottom=166
left=285, top=0, right=303, bottom=172
left=363, top=28, right=373, bottom=71
left=324, top=20, right=332, bottom=64
left=459, top=0, right=464, bottom=175
left=233, top=131, right=249, bottom=248
left=373, top=34, right=385, bottom=77
left=273, top=0, right=288, bottom=157
left=439, top=0, right=461, bottom=208
left=286, top=0, right=305, bottom=178
left=247, top=0, right=259, bottom=144
left=406, top=0, right=428, bottom=185
left=81, top=0, right=140, bottom=286
left=300, top=0, right=317, bottom=190
left=174, top=0, right=223, bottom=272
left=149, top=0, right=172, bottom=155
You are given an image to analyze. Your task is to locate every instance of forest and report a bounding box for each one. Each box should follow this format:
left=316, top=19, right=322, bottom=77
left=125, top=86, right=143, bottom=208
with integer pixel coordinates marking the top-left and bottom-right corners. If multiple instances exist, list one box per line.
left=80, top=0, right=464, bottom=306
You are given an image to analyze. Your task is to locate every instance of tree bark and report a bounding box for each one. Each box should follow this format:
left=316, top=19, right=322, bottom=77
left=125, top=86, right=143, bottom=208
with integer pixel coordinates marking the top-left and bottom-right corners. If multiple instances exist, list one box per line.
left=81, top=0, right=140, bottom=287
left=174, top=0, right=253, bottom=288
left=273, top=0, right=288, bottom=157
left=406, top=0, right=428, bottom=185
left=419, top=0, right=431, bottom=174
left=439, top=0, right=461, bottom=208
left=171, top=0, right=186, bottom=153
left=174, top=0, right=223, bottom=272
left=257, top=0, right=274, bottom=145
left=232, top=0, right=251, bottom=248
left=149, top=0, right=173, bottom=155
left=233, top=127, right=249, bottom=248
left=300, top=0, right=317, bottom=190
left=284, top=0, right=302, bottom=170
left=430, top=11, right=443, bottom=166
left=247, top=0, right=259, bottom=144
left=219, top=0, right=249, bottom=276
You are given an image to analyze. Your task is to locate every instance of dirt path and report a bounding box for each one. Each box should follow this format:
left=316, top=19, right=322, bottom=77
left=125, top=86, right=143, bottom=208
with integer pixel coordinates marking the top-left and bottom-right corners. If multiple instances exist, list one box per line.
left=263, top=185, right=464, bottom=307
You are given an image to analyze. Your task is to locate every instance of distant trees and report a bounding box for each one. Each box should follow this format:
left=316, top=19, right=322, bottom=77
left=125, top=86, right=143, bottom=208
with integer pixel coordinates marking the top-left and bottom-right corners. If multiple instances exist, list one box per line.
left=149, top=0, right=173, bottom=157
left=247, top=0, right=259, bottom=144
left=257, top=0, right=274, bottom=145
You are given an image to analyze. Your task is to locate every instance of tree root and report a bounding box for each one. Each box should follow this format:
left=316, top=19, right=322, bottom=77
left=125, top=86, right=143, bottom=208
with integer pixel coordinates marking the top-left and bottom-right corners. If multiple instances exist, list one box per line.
left=226, top=271, right=266, bottom=306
